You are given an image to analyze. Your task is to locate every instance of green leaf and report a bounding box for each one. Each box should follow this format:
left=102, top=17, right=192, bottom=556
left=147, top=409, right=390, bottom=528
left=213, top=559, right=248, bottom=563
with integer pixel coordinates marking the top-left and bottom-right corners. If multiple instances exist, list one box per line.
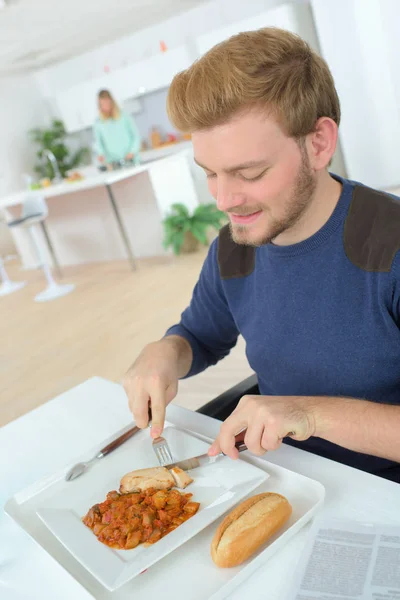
left=29, top=119, right=88, bottom=180
left=190, top=222, right=208, bottom=245
left=162, top=201, right=228, bottom=254
left=170, top=203, right=190, bottom=218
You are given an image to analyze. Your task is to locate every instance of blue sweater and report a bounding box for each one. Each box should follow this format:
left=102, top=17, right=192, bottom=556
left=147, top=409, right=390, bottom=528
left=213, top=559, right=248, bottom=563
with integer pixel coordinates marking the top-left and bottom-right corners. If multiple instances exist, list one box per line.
left=167, top=176, right=400, bottom=482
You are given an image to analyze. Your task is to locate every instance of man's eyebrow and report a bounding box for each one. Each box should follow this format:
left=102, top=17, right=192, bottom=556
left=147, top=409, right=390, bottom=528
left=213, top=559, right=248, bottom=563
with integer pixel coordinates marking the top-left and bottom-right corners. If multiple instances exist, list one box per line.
left=194, top=158, right=268, bottom=173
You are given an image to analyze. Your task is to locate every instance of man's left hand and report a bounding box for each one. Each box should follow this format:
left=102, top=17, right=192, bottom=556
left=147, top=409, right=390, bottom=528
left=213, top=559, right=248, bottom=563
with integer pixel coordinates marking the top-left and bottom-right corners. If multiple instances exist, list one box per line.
left=208, top=395, right=318, bottom=459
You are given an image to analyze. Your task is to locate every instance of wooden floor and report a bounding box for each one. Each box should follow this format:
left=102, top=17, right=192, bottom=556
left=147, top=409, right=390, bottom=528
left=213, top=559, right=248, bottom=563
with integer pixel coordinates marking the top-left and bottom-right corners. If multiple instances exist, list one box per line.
left=0, top=253, right=252, bottom=427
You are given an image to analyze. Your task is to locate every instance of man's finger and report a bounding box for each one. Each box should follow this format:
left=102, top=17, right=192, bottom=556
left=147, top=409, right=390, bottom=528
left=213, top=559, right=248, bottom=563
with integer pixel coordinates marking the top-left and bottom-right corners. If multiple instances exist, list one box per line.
left=244, top=422, right=266, bottom=456
left=147, top=379, right=168, bottom=438
left=123, top=374, right=148, bottom=425
left=131, top=389, right=151, bottom=429
left=208, top=438, right=221, bottom=456
left=218, top=414, right=247, bottom=459
left=261, top=427, right=284, bottom=451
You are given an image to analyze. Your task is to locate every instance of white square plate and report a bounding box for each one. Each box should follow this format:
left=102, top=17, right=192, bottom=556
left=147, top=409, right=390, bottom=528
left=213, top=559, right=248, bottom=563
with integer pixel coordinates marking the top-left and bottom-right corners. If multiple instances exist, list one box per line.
left=34, top=425, right=268, bottom=591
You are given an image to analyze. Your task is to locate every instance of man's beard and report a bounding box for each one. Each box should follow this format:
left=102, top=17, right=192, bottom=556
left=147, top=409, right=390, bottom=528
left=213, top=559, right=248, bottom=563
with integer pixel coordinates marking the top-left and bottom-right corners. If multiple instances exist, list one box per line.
left=229, top=148, right=317, bottom=247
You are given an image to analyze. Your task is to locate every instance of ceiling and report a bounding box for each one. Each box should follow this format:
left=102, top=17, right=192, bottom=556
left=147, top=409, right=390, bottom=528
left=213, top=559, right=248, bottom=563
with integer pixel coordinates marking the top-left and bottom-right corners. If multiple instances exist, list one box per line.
left=0, top=0, right=207, bottom=75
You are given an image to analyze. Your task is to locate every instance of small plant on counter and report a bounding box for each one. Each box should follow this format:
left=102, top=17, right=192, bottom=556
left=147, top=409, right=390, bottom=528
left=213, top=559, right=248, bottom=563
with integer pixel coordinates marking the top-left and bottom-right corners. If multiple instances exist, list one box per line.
left=163, top=203, right=227, bottom=255
left=30, top=119, right=90, bottom=180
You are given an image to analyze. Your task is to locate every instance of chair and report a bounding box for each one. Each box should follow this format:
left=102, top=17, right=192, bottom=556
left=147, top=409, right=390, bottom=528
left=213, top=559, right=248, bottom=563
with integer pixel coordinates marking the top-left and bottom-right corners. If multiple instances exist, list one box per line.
left=7, top=195, right=75, bottom=302
left=196, top=374, right=259, bottom=421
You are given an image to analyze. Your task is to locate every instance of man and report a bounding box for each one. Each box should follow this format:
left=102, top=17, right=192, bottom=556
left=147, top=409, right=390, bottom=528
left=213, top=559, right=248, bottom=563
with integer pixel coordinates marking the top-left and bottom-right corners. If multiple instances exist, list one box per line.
left=123, top=27, right=400, bottom=482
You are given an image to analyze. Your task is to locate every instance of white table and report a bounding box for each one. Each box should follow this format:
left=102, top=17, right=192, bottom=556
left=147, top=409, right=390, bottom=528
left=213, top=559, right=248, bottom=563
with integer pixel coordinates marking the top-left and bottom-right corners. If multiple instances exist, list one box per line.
left=1, top=377, right=400, bottom=599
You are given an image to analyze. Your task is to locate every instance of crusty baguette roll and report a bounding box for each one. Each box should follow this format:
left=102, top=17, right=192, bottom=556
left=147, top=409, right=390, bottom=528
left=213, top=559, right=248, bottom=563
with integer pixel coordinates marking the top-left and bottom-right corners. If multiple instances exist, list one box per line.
left=211, top=493, right=292, bottom=568
left=119, top=467, right=175, bottom=494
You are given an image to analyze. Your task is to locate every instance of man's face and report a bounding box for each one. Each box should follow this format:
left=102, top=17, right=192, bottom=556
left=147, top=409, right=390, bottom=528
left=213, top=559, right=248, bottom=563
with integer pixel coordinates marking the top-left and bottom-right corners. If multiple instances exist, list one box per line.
left=192, top=110, right=317, bottom=246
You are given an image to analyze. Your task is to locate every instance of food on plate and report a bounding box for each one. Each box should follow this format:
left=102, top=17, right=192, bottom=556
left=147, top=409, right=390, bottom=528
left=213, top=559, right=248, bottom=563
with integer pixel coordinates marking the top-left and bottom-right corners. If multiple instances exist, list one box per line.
left=169, top=466, right=193, bottom=489
left=82, top=488, right=200, bottom=549
left=120, top=466, right=175, bottom=493
left=211, top=492, right=292, bottom=568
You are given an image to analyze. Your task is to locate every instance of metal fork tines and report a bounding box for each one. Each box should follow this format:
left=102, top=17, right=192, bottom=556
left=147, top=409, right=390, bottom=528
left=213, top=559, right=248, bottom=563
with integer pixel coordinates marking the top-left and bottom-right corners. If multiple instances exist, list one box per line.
left=152, top=436, right=174, bottom=467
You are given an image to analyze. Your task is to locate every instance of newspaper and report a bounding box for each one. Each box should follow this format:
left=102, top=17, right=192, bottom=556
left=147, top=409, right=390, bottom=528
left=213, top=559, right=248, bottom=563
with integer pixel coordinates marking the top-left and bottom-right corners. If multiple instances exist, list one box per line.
left=286, top=518, right=400, bottom=600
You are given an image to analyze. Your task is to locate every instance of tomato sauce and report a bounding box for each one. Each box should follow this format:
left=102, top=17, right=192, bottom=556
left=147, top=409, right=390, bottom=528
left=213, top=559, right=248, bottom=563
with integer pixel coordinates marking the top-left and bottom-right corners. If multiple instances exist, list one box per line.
left=82, top=488, right=200, bottom=550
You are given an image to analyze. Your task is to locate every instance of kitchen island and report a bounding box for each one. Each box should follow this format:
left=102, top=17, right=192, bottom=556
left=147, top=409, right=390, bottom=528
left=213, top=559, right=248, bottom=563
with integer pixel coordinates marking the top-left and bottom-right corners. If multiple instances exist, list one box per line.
left=0, top=147, right=199, bottom=269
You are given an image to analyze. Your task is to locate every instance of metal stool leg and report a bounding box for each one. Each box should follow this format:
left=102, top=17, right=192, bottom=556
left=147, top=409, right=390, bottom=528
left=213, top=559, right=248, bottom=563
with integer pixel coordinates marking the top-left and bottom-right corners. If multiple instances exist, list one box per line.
left=39, top=221, right=62, bottom=278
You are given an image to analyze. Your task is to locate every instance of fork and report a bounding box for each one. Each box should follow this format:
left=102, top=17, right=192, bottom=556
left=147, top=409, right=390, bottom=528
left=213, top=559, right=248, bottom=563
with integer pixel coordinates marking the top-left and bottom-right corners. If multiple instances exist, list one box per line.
left=147, top=405, right=175, bottom=466
left=152, top=434, right=174, bottom=466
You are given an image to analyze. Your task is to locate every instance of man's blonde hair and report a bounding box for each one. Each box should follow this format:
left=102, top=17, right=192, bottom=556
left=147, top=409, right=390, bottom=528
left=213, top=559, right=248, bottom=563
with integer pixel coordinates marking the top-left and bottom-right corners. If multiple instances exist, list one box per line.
left=167, top=27, right=340, bottom=137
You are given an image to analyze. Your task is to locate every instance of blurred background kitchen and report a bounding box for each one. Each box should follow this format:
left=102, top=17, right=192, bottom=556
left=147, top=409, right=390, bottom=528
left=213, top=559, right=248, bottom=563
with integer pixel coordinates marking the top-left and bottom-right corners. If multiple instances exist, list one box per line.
left=1, top=0, right=400, bottom=426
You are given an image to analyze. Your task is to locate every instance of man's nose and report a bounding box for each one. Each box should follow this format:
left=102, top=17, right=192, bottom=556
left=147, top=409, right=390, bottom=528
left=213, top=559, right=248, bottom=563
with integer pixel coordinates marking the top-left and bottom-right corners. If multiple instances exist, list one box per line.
left=216, top=178, right=246, bottom=213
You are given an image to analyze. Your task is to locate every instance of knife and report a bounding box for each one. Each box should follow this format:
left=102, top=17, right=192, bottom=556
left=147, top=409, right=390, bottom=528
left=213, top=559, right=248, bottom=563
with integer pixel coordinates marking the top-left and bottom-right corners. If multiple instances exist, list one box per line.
left=164, top=439, right=248, bottom=472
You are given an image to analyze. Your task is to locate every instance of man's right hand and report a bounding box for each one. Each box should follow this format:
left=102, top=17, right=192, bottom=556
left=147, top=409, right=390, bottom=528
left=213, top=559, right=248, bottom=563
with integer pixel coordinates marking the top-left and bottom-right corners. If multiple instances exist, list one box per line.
left=122, top=336, right=192, bottom=438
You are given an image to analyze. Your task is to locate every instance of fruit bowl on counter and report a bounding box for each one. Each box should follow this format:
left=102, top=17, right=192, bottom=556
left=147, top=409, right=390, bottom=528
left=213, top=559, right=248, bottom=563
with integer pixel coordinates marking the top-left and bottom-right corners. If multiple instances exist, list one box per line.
left=64, top=171, right=85, bottom=183
left=29, top=171, right=84, bottom=189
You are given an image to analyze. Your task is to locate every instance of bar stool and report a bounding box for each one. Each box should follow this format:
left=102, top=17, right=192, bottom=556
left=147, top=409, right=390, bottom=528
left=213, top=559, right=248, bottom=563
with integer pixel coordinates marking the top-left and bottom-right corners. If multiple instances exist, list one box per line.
left=7, top=195, right=75, bottom=302
left=0, top=256, right=27, bottom=297
left=0, top=217, right=27, bottom=296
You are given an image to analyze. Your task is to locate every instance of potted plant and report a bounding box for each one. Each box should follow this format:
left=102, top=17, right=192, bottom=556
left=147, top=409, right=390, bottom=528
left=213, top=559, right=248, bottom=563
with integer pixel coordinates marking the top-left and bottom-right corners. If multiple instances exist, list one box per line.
left=163, top=203, right=227, bottom=255
left=30, top=119, right=89, bottom=181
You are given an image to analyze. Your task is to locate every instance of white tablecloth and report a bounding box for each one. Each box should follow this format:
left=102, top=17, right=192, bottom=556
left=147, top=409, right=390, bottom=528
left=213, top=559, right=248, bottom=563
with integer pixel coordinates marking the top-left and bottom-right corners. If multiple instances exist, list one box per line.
left=1, top=377, right=400, bottom=599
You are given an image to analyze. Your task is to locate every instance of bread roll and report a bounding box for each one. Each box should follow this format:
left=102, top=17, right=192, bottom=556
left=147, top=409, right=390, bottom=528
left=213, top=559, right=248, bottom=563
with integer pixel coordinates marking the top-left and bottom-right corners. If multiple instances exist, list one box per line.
left=119, top=467, right=175, bottom=494
left=211, top=493, right=292, bottom=568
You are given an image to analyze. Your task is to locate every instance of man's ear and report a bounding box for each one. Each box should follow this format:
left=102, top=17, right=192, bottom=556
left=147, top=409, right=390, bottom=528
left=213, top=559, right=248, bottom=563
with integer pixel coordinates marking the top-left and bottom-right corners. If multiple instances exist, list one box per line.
left=307, top=117, right=338, bottom=170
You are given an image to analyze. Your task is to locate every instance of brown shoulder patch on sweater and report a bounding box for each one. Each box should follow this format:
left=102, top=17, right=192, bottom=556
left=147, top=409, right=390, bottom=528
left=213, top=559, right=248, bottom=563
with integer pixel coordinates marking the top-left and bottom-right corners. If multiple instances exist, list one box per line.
left=344, top=185, right=400, bottom=272
left=217, top=224, right=256, bottom=280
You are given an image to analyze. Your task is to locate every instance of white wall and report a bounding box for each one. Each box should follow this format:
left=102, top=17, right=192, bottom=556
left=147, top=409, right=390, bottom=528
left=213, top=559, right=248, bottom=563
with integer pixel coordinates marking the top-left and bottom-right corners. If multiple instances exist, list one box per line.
left=0, top=75, right=47, bottom=194
left=0, top=74, right=47, bottom=255
left=34, top=0, right=287, bottom=97
left=310, top=0, right=400, bottom=189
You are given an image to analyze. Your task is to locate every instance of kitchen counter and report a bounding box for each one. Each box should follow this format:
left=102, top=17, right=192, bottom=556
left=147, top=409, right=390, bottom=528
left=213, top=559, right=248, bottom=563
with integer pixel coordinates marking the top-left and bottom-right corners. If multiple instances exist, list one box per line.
left=1, top=149, right=200, bottom=269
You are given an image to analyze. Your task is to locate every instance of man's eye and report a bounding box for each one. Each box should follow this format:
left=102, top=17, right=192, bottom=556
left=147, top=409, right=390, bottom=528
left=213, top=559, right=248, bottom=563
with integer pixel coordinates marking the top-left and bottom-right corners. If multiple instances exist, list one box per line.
left=206, top=172, right=217, bottom=179
left=240, top=170, right=267, bottom=182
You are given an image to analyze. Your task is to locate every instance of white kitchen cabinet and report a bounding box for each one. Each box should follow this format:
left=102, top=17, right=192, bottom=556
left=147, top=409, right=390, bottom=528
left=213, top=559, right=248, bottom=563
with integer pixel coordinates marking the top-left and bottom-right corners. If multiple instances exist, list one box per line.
left=55, top=45, right=192, bottom=132
left=154, top=46, right=192, bottom=89
left=56, top=80, right=100, bottom=132
left=116, top=45, right=192, bottom=99
left=56, top=87, right=86, bottom=133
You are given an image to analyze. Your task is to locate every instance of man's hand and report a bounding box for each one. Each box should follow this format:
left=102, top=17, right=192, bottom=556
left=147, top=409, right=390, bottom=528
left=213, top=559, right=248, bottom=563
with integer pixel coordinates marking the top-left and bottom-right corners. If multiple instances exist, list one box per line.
left=122, top=336, right=192, bottom=438
left=208, top=395, right=317, bottom=459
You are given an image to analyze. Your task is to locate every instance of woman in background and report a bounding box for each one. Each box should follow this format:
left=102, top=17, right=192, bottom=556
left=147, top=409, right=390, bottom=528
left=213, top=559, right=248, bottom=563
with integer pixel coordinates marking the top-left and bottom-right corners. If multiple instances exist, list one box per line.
left=94, top=89, right=141, bottom=166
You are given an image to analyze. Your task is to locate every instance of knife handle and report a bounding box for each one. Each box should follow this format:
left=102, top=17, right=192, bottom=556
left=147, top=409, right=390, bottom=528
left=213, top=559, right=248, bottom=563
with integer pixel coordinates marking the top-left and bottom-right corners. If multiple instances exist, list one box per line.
left=99, top=407, right=152, bottom=458
left=234, top=439, right=248, bottom=452
left=99, top=425, right=141, bottom=457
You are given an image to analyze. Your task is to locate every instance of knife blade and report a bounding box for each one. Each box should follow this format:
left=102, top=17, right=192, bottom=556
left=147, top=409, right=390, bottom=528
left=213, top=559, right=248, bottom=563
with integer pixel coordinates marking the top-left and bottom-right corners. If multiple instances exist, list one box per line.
left=164, top=439, right=248, bottom=472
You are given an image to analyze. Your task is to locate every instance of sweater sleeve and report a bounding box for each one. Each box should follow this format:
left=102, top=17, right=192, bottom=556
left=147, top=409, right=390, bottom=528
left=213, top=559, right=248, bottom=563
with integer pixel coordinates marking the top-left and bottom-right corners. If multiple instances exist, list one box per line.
left=124, top=112, right=141, bottom=156
left=93, top=120, right=106, bottom=158
left=165, top=238, right=239, bottom=378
